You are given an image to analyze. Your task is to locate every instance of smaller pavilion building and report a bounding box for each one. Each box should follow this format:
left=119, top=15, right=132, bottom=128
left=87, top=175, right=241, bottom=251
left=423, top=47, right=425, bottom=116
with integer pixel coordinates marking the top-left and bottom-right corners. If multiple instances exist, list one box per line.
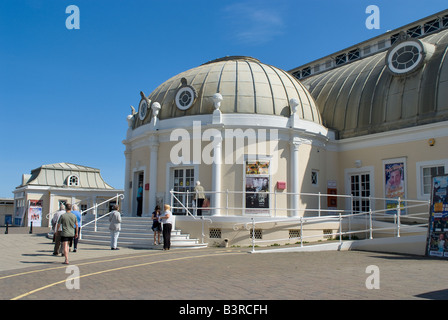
left=13, top=163, right=123, bottom=227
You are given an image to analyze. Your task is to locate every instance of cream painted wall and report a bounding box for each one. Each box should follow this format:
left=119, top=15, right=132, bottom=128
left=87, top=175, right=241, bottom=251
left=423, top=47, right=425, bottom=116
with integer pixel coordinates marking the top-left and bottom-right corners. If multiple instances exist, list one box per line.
left=338, top=136, right=448, bottom=201
left=128, top=132, right=342, bottom=218
left=125, top=120, right=447, bottom=220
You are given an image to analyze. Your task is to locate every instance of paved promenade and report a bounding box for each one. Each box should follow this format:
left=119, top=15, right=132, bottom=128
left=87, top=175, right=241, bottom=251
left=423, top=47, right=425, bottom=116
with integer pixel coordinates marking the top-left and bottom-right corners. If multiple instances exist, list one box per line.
left=1, top=227, right=448, bottom=304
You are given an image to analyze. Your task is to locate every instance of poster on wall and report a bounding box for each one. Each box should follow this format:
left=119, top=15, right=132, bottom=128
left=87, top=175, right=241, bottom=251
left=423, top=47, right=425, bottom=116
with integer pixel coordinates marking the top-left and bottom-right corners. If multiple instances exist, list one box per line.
left=384, top=158, right=407, bottom=214
left=246, top=160, right=269, bottom=175
left=245, top=160, right=270, bottom=214
left=425, top=174, right=448, bottom=258
left=27, top=200, right=43, bottom=227
left=327, top=180, right=337, bottom=209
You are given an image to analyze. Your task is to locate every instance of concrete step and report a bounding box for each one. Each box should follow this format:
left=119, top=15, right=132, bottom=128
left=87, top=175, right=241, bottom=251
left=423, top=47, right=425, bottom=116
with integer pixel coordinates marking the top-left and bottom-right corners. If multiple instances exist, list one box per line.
left=79, top=238, right=207, bottom=249
left=79, top=215, right=206, bottom=249
left=80, top=232, right=191, bottom=242
left=81, top=229, right=184, bottom=237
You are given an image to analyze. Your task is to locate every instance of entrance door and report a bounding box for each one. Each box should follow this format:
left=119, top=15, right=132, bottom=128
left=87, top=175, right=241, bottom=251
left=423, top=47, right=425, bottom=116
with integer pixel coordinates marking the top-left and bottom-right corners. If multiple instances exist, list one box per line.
left=172, top=168, right=195, bottom=214
left=133, top=172, right=144, bottom=216
left=350, top=173, right=371, bottom=213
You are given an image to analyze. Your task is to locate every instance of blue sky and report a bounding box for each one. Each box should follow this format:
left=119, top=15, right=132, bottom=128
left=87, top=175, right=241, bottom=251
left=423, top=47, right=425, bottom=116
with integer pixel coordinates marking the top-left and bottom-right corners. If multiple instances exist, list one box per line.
left=0, top=0, right=446, bottom=198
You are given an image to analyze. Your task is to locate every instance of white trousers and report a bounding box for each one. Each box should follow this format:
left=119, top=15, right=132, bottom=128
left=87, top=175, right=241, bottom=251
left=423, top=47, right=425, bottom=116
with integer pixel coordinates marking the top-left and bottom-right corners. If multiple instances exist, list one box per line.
left=110, top=231, right=120, bottom=249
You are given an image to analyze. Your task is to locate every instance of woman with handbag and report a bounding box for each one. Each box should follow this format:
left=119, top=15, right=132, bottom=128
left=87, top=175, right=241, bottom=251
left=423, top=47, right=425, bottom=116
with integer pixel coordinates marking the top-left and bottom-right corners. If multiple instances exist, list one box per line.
left=151, top=205, right=162, bottom=245
left=159, top=204, right=174, bottom=250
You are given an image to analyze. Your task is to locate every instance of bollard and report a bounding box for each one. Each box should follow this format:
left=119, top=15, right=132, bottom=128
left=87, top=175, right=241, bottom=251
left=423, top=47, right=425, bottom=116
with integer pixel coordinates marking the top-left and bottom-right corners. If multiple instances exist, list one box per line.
left=5, top=223, right=8, bottom=234
left=29, top=221, right=33, bottom=234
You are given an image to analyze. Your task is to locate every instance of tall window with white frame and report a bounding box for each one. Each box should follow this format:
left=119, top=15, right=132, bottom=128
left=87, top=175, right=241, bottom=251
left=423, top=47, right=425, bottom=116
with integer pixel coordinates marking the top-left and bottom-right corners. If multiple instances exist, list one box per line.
left=423, top=166, right=445, bottom=195
left=350, top=173, right=371, bottom=213
left=172, top=168, right=195, bottom=214
left=416, top=160, right=447, bottom=200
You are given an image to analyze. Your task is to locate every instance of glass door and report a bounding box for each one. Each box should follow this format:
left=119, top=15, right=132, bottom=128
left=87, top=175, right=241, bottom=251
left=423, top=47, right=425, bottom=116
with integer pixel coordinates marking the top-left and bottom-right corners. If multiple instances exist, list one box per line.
left=350, top=173, right=371, bottom=213
left=172, top=168, right=195, bottom=214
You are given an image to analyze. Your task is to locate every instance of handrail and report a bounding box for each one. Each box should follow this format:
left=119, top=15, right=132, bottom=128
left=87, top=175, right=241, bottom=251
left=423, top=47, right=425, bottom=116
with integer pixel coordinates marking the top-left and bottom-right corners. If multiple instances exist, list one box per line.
left=170, top=190, right=212, bottom=244
left=45, top=199, right=85, bottom=227
left=79, top=194, right=124, bottom=239
left=239, top=204, right=429, bottom=253
left=46, top=195, right=125, bottom=228
left=170, top=189, right=430, bottom=252
left=169, top=189, right=429, bottom=218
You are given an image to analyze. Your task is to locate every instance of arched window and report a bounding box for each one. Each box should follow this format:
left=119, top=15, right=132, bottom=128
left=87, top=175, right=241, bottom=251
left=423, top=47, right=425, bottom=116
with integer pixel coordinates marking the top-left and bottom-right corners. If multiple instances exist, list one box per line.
left=67, top=174, right=80, bottom=187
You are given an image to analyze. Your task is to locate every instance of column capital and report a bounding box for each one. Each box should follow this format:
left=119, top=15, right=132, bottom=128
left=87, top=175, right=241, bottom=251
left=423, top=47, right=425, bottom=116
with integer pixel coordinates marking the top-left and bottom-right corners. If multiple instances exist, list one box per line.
left=290, top=136, right=312, bottom=148
left=290, top=137, right=302, bottom=150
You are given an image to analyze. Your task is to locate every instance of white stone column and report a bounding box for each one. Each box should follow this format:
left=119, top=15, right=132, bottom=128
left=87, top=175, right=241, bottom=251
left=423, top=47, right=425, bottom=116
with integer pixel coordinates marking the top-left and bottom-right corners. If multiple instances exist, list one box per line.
left=123, top=112, right=135, bottom=216
left=148, top=137, right=159, bottom=215
left=211, top=134, right=222, bottom=216
left=48, top=193, right=55, bottom=227
left=123, top=148, right=132, bottom=215
left=211, top=93, right=223, bottom=216
left=290, top=139, right=300, bottom=217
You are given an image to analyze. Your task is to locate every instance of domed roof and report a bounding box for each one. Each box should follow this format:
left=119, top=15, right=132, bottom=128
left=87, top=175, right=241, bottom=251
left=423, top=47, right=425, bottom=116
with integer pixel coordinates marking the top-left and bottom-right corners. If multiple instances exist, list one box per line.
left=301, top=28, right=448, bottom=139
left=134, top=56, right=321, bottom=128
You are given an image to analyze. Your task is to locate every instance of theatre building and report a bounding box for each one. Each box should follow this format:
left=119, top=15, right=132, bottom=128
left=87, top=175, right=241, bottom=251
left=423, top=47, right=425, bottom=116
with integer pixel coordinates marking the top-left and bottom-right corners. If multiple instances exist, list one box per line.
left=122, top=10, right=448, bottom=246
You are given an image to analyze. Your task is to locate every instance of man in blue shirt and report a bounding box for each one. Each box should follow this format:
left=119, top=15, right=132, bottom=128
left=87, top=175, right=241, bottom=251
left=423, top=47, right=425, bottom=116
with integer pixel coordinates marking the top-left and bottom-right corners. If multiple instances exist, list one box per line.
left=137, top=182, right=143, bottom=216
left=71, top=204, right=82, bottom=252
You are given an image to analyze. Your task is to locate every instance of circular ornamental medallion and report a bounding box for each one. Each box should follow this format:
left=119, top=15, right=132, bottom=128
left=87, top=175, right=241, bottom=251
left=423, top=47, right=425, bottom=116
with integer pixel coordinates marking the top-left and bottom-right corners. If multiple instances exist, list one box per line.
left=175, top=86, right=196, bottom=111
left=138, top=99, right=148, bottom=120
left=386, top=40, right=425, bottom=76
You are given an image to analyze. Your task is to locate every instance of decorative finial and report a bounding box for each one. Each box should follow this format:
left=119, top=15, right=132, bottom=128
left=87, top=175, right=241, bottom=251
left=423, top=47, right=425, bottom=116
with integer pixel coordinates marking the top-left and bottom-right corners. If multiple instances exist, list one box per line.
left=151, top=102, right=161, bottom=117
left=212, top=93, right=223, bottom=124
left=212, top=93, right=223, bottom=111
left=151, top=102, right=161, bottom=126
left=289, top=98, right=300, bottom=114
left=126, top=114, right=134, bottom=127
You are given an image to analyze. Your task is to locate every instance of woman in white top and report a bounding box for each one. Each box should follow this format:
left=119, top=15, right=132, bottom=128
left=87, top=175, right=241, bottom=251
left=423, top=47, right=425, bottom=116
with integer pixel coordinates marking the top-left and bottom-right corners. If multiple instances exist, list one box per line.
left=159, top=204, right=174, bottom=250
left=108, top=205, right=122, bottom=250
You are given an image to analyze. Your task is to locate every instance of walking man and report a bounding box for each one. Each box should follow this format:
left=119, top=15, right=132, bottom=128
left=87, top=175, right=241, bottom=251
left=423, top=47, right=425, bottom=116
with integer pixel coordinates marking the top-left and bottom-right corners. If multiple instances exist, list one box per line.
left=56, top=203, right=78, bottom=264
left=52, top=204, right=66, bottom=256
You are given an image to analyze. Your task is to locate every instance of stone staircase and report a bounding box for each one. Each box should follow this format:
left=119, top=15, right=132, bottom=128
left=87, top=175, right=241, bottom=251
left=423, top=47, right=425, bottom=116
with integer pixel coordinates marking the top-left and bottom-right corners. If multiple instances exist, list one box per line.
left=80, top=216, right=207, bottom=249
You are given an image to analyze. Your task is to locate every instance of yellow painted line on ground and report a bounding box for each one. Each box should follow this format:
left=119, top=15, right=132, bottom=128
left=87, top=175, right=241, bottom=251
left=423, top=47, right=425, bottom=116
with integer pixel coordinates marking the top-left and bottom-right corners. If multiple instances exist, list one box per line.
left=11, top=251, right=246, bottom=300
left=0, top=249, right=197, bottom=281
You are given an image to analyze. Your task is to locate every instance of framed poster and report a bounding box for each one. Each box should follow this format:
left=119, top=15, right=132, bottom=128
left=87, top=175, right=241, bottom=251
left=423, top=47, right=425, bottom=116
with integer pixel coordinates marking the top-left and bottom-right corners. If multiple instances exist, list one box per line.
left=383, top=158, right=407, bottom=214
left=327, top=180, right=337, bottom=209
left=245, top=159, right=270, bottom=214
left=426, top=174, right=448, bottom=258
left=28, top=200, right=43, bottom=227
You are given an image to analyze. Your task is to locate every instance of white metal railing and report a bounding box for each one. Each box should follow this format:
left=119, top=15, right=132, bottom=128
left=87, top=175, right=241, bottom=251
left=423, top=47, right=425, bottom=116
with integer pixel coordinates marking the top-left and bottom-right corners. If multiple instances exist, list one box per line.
left=169, top=190, right=211, bottom=244
left=46, top=199, right=84, bottom=228
left=234, top=200, right=429, bottom=253
left=170, top=190, right=430, bottom=252
left=79, top=194, right=124, bottom=240
left=170, top=189, right=429, bottom=218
